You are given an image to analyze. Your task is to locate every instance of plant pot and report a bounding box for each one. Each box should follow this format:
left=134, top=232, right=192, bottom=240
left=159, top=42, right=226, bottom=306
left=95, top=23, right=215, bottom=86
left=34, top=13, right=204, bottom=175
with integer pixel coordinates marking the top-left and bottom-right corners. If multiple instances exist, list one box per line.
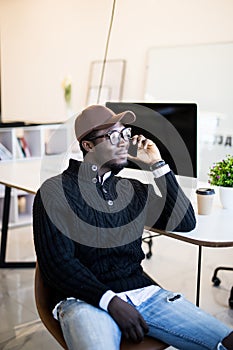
left=219, top=186, right=233, bottom=209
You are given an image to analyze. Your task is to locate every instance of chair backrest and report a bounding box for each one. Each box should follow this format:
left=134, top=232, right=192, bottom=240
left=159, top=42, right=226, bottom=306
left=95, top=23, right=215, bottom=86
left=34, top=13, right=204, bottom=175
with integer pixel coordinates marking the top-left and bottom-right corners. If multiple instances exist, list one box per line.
left=34, top=263, right=168, bottom=350
left=35, top=262, right=67, bottom=349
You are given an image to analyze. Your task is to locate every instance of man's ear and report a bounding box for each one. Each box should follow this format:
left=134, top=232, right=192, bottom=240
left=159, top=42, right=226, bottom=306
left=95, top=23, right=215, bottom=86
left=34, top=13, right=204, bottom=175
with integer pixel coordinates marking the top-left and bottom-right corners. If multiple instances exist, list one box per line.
left=81, top=140, right=95, bottom=153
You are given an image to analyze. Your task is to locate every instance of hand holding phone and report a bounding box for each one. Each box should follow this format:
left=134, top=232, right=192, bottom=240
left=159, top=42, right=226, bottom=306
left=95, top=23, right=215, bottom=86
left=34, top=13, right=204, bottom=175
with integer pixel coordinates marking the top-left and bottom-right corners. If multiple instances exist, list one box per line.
left=128, top=135, right=162, bottom=165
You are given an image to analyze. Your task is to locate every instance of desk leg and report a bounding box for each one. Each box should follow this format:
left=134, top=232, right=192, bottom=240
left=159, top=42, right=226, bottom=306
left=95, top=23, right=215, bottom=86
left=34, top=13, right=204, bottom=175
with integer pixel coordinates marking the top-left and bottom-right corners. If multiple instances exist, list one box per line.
left=0, top=185, right=35, bottom=268
left=196, top=245, right=202, bottom=307
left=0, top=186, right=11, bottom=266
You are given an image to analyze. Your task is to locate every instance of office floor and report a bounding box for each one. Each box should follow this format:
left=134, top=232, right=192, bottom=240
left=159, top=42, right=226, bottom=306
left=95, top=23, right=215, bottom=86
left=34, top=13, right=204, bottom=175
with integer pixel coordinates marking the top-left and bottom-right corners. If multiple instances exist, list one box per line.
left=0, top=226, right=232, bottom=350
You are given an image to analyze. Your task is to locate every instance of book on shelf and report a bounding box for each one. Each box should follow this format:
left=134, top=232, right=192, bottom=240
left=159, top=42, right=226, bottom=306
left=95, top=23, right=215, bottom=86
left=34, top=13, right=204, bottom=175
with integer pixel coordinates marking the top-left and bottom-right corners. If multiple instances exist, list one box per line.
left=0, top=142, right=13, bottom=160
left=17, top=137, right=31, bottom=157
left=13, top=136, right=24, bottom=158
left=13, top=136, right=31, bottom=158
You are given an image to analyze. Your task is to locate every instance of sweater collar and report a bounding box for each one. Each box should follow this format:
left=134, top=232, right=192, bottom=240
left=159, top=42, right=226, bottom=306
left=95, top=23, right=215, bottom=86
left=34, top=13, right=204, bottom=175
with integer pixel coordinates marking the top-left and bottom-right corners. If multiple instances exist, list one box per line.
left=65, top=158, right=114, bottom=184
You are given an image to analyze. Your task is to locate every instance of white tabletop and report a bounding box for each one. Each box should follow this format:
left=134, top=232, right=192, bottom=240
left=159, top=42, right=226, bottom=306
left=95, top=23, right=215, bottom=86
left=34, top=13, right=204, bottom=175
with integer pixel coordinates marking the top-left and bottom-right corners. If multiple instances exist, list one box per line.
left=151, top=204, right=233, bottom=247
left=0, top=158, right=233, bottom=247
left=0, top=159, right=41, bottom=194
left=0, top=157, right=64, bottom=194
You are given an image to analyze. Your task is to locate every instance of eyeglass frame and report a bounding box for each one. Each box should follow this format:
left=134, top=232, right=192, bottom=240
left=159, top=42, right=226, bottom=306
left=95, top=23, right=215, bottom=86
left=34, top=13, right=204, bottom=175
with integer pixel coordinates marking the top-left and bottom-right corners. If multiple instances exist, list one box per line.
left=87, top=127, right=132, bottom=145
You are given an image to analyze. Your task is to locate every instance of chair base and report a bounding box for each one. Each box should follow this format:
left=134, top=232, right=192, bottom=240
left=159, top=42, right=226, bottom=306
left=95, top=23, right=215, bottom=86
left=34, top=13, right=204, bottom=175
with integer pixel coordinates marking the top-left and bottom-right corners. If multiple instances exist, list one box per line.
left=211, top=266, right=233, bottom=309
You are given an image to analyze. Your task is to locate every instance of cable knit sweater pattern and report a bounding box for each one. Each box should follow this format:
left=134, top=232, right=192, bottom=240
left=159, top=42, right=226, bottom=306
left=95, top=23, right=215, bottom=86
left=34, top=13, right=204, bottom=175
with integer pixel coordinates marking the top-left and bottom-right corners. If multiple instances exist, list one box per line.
left=33, top=159, right=196, bottom=309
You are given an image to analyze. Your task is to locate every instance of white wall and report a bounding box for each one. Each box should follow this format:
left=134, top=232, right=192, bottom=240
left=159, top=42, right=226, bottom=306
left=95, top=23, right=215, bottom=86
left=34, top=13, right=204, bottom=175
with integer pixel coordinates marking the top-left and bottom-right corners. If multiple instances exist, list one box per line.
left=0, top=0, right=112, bottom=121
left=1, top=0, right=233, bottom=122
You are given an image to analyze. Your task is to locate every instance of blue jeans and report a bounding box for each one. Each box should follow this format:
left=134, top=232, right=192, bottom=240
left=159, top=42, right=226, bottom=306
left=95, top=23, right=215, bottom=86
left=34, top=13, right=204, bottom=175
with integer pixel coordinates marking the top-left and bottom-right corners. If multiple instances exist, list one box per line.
left=57, top=288, right=232, bottom=350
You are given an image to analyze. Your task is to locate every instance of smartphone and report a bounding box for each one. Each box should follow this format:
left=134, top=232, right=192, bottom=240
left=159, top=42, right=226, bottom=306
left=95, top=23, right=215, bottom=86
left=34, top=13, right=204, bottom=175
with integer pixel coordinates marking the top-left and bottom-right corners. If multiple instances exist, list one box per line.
left=128, top=140, right=138, bottom=157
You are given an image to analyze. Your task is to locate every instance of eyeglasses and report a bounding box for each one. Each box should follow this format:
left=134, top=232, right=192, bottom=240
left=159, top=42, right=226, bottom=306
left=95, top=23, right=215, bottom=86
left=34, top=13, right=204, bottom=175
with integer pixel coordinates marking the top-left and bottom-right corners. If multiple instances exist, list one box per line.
left=88, top=127, right=132, bottom=145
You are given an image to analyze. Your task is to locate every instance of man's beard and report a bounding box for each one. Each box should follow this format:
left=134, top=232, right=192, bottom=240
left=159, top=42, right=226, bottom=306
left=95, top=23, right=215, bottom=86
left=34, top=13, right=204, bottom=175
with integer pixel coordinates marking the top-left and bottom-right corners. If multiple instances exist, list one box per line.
left=105, top=160, right=128, bottom=175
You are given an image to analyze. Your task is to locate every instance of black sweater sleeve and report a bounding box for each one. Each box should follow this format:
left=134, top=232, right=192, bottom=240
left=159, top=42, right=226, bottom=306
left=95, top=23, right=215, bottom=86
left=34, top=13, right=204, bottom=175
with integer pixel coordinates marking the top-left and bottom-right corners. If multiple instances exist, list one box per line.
left=33, top=190, right=110, bottom=308
left=146, top=170, right=196, bottom=232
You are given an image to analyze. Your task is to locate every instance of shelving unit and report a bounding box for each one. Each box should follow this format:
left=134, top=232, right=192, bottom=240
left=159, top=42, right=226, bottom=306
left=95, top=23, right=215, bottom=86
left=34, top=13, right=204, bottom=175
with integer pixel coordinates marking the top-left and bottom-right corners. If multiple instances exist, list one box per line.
left=0, top=123, right=71, bottom=225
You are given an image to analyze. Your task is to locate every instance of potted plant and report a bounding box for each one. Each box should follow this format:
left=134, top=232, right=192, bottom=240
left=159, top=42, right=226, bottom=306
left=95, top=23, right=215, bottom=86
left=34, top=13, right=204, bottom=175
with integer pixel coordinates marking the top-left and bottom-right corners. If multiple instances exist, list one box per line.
left=208, top=154, right=233, bottom=209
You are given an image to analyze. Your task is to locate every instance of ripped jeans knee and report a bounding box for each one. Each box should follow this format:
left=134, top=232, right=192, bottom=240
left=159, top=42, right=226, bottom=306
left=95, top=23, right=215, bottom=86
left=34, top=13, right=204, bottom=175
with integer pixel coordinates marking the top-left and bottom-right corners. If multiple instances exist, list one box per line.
left=136, top=288, right=232, bottom=350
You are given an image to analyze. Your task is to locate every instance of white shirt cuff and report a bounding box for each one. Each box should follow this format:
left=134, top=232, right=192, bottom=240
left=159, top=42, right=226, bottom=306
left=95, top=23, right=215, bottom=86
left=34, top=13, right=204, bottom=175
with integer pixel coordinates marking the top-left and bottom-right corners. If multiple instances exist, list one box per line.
left=152, top=164, right=170, bottom=178
left=99, top=290, right=117, bottom=311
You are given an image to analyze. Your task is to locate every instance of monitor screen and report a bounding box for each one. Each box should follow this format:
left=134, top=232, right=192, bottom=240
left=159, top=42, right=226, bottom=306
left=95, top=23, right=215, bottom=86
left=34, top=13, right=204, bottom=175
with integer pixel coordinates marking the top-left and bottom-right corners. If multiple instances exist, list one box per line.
left=106, top=102, right=197, bottom=177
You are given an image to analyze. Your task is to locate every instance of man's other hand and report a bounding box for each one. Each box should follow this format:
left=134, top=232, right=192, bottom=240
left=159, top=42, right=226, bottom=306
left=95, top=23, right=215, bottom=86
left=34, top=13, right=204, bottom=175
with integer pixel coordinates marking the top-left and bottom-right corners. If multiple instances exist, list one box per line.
left=108, top=296, right=149, bottom=343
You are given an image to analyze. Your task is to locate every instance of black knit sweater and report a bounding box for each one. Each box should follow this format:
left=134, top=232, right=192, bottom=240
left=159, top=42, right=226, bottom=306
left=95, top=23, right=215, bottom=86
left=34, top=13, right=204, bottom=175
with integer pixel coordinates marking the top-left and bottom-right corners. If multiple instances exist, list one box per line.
left=33, top=159, right=196, bottom=310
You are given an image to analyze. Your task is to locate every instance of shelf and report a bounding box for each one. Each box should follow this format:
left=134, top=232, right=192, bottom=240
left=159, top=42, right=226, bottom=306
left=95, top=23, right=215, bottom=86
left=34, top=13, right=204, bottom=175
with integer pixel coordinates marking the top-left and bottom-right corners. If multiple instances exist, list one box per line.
left=0, top=123, right=69, bottom=226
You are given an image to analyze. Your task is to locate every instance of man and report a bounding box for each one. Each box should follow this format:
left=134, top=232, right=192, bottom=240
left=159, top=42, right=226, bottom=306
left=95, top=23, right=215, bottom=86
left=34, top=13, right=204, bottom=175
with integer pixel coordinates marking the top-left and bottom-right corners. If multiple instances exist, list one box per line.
left=33, top=105, right=233, bottom=350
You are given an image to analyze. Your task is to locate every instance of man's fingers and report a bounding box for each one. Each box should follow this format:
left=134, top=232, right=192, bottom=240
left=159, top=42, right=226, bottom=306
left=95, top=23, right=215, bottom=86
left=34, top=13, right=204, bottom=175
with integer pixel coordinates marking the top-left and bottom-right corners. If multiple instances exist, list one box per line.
left=131, top=135, right=154, bottom=150
left=108, top=296, right=148, bottom=343
left=135, top=325, right=145, bottom=342
left=125, top=317, right=148, bottom=343
left=137, top=135, right=146, bottom=148
left=140, top=318, right=149, bottom=334
left=128, top=325, right=144, bottom=343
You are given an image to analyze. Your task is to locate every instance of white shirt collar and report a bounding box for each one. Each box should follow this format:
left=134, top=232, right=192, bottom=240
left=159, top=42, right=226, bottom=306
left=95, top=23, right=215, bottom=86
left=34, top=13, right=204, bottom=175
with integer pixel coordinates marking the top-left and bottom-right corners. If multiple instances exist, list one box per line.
left=98, top=171, right=111, bottom=185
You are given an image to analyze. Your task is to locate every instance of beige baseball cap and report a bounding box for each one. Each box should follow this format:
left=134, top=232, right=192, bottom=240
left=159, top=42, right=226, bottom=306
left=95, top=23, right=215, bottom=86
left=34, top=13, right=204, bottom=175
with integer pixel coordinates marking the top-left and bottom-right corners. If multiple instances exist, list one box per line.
left=75, top=105, right=136, bottom=141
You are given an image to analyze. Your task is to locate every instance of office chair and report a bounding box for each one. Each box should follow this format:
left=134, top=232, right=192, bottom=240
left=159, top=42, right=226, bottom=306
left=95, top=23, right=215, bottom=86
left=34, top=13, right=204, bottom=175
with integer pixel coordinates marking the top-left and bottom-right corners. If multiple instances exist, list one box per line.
left=211, top=266, right=233, bottom=308
left=142, top=230, right=160, bottom=259
left=34, top=263, right=168, bottom=350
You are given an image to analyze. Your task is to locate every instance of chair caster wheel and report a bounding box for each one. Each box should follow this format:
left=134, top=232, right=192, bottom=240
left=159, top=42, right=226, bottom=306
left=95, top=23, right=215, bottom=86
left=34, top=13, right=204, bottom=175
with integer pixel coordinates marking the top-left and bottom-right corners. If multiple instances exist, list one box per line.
left=212, top=276, right=221, bottom=286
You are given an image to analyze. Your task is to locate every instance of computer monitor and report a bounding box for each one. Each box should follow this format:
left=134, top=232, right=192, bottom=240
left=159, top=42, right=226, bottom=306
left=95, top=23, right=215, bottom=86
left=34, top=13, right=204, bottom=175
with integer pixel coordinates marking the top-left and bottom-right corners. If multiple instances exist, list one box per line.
left=106, top=102, right=197, bottom=178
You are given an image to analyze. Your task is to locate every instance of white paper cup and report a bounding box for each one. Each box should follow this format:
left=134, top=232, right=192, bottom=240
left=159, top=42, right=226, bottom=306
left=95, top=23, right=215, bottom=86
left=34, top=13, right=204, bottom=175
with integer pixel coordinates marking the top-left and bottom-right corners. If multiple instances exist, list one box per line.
left=196, top=188, right=215, bottom=215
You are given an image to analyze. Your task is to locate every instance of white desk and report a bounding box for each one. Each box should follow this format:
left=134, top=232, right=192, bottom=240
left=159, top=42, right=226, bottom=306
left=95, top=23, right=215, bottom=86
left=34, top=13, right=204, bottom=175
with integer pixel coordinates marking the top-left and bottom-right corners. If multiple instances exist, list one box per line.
left=0, top=158, right=60, bottom=268
left=152, top=205, right=233, bottom=248
left=150, top=203, right=233, bottom=306
left=0, top=159, right=42, bottom=194
left=0, top=157, right=63, bottom=193
left=0, top=159, right=232, bottom=305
